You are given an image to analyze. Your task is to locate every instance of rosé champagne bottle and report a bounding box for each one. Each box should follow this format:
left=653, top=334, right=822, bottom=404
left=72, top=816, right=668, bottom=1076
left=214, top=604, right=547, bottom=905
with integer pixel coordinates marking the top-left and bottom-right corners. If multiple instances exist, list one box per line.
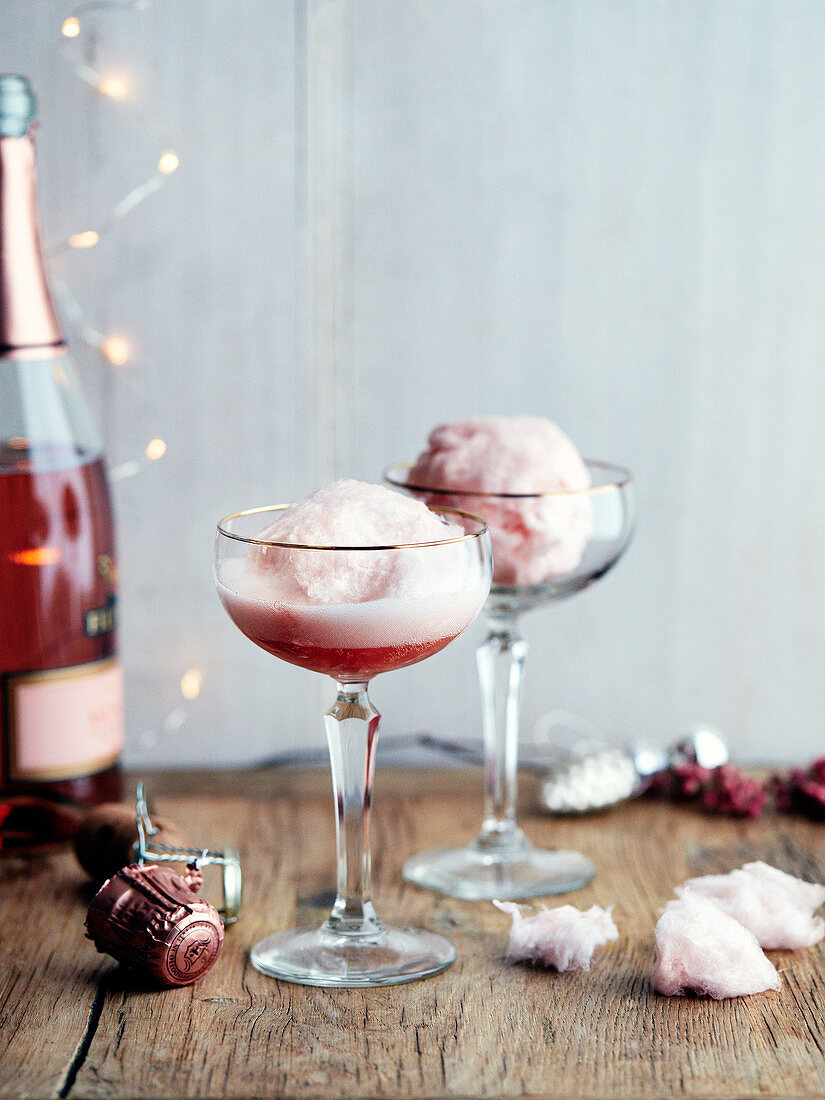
left=0, top=75, right=123, bottom=840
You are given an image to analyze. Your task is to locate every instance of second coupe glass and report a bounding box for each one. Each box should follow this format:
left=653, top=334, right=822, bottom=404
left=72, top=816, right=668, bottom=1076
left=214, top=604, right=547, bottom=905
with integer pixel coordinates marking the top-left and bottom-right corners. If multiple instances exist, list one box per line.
left=385, top=461, right=634, bottom=900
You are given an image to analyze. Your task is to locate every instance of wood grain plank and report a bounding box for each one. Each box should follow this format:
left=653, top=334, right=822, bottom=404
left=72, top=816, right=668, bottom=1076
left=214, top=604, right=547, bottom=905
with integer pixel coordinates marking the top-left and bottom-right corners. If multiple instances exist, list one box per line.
left=0, top=850, right=110, bottom=1099
left=9, top=772, right=809, bottom=1099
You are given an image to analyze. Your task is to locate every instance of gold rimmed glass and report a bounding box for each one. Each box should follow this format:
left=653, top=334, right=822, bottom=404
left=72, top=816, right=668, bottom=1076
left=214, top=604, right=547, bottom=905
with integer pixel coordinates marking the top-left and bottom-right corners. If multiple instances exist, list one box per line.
left=384, top=461, right=634, bottom=901
left=214, top=503, right=491, bottom=986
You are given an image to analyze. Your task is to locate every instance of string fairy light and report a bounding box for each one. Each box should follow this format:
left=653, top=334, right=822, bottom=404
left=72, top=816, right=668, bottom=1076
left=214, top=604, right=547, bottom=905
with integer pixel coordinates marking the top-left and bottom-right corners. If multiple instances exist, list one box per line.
left=157, top=150, right=179, bottom=175
left=60, top=0, right=152, bottom=40
left=60, top=0, right=152, bottom=98
left=50, top=5, right=180, bottom=480
left=109, top=437, right=168, bottom=482
left=50, top=151, right=180, bottom=260
left=136, top=665, right=206, bottom=749
left=180, top=667, right=204, bottom=701
left=96, top=74, right=129, bottom=100
left=66, top=230, right=100, bottom=249
left=52, top=0, right=180, bottom=355
left=145, top=437, right=167, bottom=461
left=99, top=334, right=130, bottom=365
left=54, top=1, right=212, bottom=752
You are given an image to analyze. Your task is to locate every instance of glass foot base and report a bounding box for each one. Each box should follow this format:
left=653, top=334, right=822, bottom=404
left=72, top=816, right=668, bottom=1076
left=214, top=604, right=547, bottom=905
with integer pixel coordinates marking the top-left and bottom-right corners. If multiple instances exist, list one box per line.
left=402, top=843, right=595, bottom=901
left=250, top=924, right=457, bottom=988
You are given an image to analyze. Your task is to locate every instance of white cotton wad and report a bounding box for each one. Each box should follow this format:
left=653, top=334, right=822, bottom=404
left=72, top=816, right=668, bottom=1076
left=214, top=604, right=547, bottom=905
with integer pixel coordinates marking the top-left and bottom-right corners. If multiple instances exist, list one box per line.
left=493, top=900, right=619, bottom=972
left=651, top=893, right=781, bottom=999
left=408, top=417, right=594, bottom=586
left=677, top=860, right=825, bottom=951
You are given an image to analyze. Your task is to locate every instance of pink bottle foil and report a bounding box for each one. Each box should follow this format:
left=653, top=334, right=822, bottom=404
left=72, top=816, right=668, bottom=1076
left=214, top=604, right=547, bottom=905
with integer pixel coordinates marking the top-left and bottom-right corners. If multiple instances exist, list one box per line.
left=0, top=121, right=64, bottom=356
left=86, top=863, right=224, bottom=986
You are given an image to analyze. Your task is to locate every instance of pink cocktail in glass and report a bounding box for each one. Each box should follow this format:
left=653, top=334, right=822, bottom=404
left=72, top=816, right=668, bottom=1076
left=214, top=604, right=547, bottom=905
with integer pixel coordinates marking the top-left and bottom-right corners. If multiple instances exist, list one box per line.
left=218, top=576, right=485, bottom=681
left=214, top=497, right=491, bottom=987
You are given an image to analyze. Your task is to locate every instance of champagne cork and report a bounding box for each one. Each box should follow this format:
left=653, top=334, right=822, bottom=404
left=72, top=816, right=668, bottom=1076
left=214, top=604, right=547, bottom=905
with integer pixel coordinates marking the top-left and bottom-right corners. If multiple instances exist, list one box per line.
left=85, top=863, right=224, bottom=986
left=74, top=803, right=190, bottom=881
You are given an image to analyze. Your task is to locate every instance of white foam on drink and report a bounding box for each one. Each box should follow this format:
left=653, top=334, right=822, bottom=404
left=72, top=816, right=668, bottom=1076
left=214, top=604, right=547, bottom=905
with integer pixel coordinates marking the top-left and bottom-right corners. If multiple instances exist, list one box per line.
left=217, top=557, right=487, bottom=651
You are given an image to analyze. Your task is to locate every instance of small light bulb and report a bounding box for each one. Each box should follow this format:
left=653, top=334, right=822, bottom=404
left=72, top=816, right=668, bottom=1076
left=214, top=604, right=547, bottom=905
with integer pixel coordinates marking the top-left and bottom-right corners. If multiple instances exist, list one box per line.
left=157, top=151, right=180, bottom=175
left=98, top=76, right=128, bottom=100
left=68, top=230, right=100, bottom=249
left=145, top=438, right=167, bottom=461
left=100, top=335, right=130, bottom=366
left=62, top=16, right=81, bottom=38
left=180, top=667, right=203, bottom=701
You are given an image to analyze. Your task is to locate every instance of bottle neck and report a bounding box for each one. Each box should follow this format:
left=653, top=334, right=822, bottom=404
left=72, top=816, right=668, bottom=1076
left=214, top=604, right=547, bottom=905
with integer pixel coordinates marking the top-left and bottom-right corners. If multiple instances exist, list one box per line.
left=0, top=134, right=65, bottom=358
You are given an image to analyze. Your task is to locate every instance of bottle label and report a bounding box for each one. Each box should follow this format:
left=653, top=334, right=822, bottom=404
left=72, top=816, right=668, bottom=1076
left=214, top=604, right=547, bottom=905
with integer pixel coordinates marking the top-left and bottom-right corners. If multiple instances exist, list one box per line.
left=4, top=657, right=124, bottom=781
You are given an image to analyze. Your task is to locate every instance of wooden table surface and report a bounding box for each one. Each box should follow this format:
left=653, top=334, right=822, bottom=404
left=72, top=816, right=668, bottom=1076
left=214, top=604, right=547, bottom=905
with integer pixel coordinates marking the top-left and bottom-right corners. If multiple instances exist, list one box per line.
left=2, top=766, right=825, bottom=1100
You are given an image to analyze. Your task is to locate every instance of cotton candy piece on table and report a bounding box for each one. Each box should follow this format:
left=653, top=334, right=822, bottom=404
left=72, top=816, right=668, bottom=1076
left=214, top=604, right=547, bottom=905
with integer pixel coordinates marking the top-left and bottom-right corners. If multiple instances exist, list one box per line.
left=677, top=860, right=825, bottom=950
left=742, top=860, right=825, bottom=914
left=652, top=893, right=781, bottom=999
left=493, top=899, right=619, bottom=972
left=251, top=479, right=473, bottom=604
left=408, top=416, right=593, bottom=586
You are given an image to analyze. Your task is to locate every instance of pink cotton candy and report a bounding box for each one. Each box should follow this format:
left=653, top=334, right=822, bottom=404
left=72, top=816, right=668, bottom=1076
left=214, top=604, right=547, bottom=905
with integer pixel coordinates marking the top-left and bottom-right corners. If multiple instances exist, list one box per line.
left=652, top=893, right=781, bottom=999
left=409, top=417, right=590, bottom=495
left=678, top=861, right=825, bottom=950
left=250, top=480, right=474, bottom=605
left=408, top=417, right=593, bottom=586
left=257, top=479, right=463, bottom=548
left=493, top=899, right=618, bottom=972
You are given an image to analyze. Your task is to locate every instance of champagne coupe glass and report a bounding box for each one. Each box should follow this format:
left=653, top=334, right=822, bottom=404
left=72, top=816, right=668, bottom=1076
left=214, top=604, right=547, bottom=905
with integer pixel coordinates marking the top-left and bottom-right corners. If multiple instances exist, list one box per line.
left=384, top=461, right=634, bottom=900
left=214, top=504, right=491, bottom=986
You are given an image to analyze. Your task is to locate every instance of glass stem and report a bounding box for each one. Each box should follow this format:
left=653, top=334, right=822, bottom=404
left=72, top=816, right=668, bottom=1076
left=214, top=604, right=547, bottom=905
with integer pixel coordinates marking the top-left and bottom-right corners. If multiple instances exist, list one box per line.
left=475, top=610, right=529, bottom=853
left=323, top=681, right=384, bottom=938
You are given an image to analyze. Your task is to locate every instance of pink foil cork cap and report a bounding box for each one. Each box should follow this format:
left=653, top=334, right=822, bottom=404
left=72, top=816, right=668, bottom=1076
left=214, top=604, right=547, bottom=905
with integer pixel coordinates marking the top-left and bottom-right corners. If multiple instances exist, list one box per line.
left=0, top=79, right=65, bottom=355
left=86, top=863, right=224, bottom=986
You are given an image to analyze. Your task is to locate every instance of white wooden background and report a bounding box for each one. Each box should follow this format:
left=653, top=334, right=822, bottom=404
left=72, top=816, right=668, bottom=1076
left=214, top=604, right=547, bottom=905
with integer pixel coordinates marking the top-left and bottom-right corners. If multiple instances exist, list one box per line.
left=3, top=1, right=825, bottom=769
